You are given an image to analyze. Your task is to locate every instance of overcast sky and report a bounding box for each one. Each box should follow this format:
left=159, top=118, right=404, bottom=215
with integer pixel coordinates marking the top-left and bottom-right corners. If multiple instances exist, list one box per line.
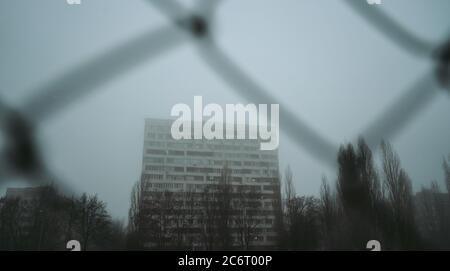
left=1, top=0, right=450, bottom=220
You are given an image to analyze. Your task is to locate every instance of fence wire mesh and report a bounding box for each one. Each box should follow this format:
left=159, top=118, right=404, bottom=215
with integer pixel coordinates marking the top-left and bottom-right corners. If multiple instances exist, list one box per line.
left=0, top=0, right=449, bottom=193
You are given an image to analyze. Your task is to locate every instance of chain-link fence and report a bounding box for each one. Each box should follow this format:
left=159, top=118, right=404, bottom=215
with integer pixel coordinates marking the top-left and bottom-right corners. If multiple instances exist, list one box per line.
left=0, top=0, right=449, bottom=193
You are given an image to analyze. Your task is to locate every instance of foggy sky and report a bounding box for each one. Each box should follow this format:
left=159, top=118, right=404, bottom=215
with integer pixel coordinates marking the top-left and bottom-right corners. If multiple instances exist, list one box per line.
left=1, top=0, right=450, bottom=220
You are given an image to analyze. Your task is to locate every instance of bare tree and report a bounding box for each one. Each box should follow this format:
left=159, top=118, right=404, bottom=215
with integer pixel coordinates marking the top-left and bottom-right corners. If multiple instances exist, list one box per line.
left=319, top=177, right=340, bottom=250
left=284, top=166, right=295, bottom=207
left=280, top=165, right=320, bottom=250
left=381, top=141, right=419, bottom=250
left=174, top=189, right=198, bottom=249
left=334, top=139, right=391, bottom=250
left=216, top=165, right=233, bottom=250
left=76, top=193, right=111, bottom=251
left=443, top=155, right=450, bottom=195
left=128, top=180, right=143, bottom=234
left=0, top=187, right=122, bottom=251
left=289, top=196, right=320, bottom=250
left=199, top=184, right=219, bottom=250
left=234, top=185, right=262, bottom=250
left=148, top=190, right=177, bottom=249
left=199, top=165, right=233, bottom=250
left=126, top=179, right=154, bottom=249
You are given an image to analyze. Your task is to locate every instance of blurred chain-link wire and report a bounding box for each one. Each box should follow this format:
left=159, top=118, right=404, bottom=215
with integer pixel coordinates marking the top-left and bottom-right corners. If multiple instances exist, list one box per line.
left=0, top=0, right=449, bottom=192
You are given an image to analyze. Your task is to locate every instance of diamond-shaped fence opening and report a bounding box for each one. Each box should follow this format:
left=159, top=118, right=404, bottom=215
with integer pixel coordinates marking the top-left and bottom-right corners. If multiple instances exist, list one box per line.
left=0, top=0, right=449, bottom=193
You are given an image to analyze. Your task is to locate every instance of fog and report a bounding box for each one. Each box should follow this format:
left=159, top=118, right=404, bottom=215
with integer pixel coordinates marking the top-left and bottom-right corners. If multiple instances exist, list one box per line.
left=1, top=0, right=449, bottom=220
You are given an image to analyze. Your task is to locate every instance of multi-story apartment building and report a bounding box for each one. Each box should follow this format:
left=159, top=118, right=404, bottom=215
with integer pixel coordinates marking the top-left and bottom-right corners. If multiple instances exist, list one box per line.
left=138, top=118, right=281, bottom=250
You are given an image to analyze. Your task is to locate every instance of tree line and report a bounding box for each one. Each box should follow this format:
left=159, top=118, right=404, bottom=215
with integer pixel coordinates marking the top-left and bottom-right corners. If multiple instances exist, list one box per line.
left=1, top=139, right=449, bottom=250
left=279, top=140, right=450, bottom=250
left=127, top=165, right=273, bottom=250
left=0, top=187, right=125, bottom=251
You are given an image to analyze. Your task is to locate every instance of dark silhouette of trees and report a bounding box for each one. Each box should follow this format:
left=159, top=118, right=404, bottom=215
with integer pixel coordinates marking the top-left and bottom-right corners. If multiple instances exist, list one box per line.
left=4, top=142, right=447, bottom=251
left=380, top=141, right=419, bottom=250
left=415, top=155, right=450, bottom=250
left=129, top=165, right=240, bottom=250
left=234, top=184, right=263, bottom=250
left=319, top=177, right=341, bottom=250
left=281, top=166, right=320, bottom=250
left=279, top=140, right=387, bottom=251
left=335, top=139, right=384, bottom=250
left=277, top=139, right=433, bottom=251
left=172, top=189, right=196, bottom=249
left=0, top=187, right=121, bottom=251
left=0, top=197, right=29, bottom=250
left=3, top=142, right=448, bottom=251
left=199, top=184, right=219, bottom=250
left=0, top=186, right=75, bottom=250
left=199, top=165, right=234, bottom=250
left=146, top=190, right=177, bottom=249
left=127, top=163, right=277, bottom=251
left=127, top=180, right=200, bottom=250
left=287, top=196, right=320, bottom=250
left=444, top=155, right=450, bottom=196
left=215, top=165, right=233, bottom=250
left=76, top=193, right=111, bottom=251
left=127, top=180, right=146, bottom=249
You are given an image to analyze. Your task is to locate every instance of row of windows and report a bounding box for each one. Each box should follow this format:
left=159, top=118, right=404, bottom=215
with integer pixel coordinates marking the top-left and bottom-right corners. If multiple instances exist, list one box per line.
left=145, top=166, right=278, bottom=178
left=144, top=180, right=278, bottom=194
left=143, top=168, right=277, bottom=182
left=145, top=165, right=185, bottom=172
left=144, top=159, right=278, bottom=174
left=143, top=174, right=203, bottom=182
left=142, top=173, right=278, bottom=185
left=147, top=182, right=184, bottom=190
left=185, top=167, right=276, bottom=176
left=146, top=150, right=278, bottom=167
left=183, top=184, right=268, bottom=193
left=142, top=174, right=164, bottom=181
left=145, top=148, right=277, bottom=161
left=145, top=139, right=266, bottom=152
left=145, top=165, right=278, bottom=176
left=180, top=218, right=274, bottom=227
left=146, top=132, right=261, bottom=145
